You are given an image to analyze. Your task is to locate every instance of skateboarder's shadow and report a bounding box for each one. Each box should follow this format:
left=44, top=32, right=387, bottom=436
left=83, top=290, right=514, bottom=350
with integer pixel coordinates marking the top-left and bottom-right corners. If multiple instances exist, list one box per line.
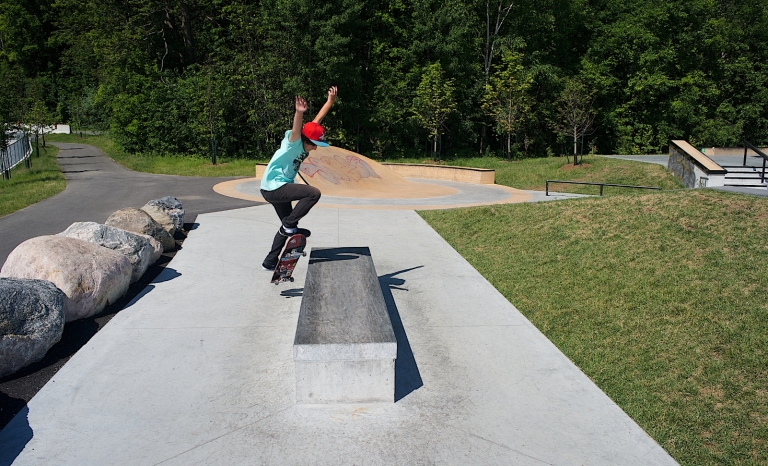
left=379, top=266, right=424, bottom=402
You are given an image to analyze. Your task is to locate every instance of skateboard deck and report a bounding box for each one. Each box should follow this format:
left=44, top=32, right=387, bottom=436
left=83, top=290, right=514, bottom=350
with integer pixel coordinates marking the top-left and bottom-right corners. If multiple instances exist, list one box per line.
left=270, top=234, right=307, bottom=284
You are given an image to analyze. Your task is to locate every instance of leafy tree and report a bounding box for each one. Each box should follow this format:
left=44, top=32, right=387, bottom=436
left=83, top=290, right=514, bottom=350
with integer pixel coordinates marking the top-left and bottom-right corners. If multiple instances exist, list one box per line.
left=554, top=77, right=596, bottom=164
left=412, top=62, right=457, bottom=160
left=482, top=50, right=532, bottom=160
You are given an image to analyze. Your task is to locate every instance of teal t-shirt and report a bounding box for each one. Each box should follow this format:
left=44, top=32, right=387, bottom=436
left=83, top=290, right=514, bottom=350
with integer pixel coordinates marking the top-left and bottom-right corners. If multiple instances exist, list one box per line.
left=260, top=130, right=309, bottom=191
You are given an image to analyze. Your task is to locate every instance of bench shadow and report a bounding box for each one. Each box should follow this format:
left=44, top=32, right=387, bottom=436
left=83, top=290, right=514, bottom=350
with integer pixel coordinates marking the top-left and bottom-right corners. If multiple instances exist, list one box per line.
left=0, top=401, right=32, bottom=466
left=308, top=247, right=370, bottom=265
left=379, top=266, right=424, bottom=402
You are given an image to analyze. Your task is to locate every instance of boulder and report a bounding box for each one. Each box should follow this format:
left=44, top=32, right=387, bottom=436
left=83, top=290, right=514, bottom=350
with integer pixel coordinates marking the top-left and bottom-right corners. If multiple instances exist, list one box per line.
left=143, top=234, right=164, bottom=263
left=145, top=196, right=184, bottom=232
left=59, top=222, right=160, bottom=283
left=141, top=204, right=176, bottom=236
left=0, top=278, right=65, bottom=378
left=105, top=207, right=175, bottom=252
left=1, top=236, right=132, bottom=322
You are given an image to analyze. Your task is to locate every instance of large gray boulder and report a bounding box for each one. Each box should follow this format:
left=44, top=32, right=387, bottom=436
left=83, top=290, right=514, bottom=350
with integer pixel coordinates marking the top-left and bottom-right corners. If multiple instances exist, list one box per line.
left=1, top=236, right=132, bottom=322
left=140, top=204, right=176, bottom=236
left=0, top=278, right=65, bottom=378
left=59, top=222, right=161, bottom=283
left=144, top=196, right=184, bottom=232
left=105, top=207, right=175, bottom=252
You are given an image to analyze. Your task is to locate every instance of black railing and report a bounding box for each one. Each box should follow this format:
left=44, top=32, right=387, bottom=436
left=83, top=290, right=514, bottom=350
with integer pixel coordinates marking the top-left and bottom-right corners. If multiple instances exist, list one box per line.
left=743, top=140, right=768, bottom=183
left=546, top=180, right=662, bottom=196
left=1, top=133, right=33, bottom=180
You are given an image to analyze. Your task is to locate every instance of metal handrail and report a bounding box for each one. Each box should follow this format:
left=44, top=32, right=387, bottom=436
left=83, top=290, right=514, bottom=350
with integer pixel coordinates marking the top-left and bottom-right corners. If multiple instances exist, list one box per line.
left=743, top=141, right=768, bottom=183
left=1, top=133, right=33, bottom=180
left=546, top=180, right=661, bottom=196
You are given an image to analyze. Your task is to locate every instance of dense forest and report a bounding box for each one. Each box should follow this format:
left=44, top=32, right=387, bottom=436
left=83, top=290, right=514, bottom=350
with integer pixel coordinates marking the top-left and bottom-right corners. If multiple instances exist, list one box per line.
left=1, top=0, right=767, bottom=159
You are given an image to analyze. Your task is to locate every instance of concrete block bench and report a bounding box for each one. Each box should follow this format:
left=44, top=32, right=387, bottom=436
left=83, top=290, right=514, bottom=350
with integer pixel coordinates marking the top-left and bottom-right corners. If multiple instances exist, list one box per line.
left=293, top=247, right=397, bottom=403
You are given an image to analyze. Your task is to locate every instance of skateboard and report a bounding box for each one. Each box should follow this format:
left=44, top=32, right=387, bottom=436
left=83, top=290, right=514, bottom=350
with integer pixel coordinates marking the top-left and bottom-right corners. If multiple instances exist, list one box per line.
left=270, top=234, right=307, bottom=284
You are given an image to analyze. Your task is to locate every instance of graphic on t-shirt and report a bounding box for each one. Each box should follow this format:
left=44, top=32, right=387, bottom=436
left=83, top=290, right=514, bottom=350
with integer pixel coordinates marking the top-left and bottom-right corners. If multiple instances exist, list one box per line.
left=293, top=151, right=309, bottom=173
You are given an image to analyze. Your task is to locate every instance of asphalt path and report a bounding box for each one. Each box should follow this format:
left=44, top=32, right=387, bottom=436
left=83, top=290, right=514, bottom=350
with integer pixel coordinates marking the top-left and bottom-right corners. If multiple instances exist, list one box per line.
left=0, top=142, right=261, bottom=266
left=0, top=142, right=262, bottom=430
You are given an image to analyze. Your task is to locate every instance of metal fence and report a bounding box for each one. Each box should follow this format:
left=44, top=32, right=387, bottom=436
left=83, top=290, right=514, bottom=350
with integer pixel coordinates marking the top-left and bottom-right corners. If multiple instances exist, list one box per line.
left=1, top=133, right=33, bottom=179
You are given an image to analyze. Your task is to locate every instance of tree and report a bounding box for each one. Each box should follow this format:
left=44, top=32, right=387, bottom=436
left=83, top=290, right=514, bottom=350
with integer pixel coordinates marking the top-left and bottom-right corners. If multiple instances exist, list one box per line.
left=555, top=77, right=596, bottom=165
left=412, top=63, right=457, bottom=160
left=482, top=49, right=532, bottom=160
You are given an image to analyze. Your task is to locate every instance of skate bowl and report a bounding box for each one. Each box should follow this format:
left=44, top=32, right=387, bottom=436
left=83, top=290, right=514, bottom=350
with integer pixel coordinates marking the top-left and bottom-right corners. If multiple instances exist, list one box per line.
left=255, top=146, right=458, bottom=198
left=214, top=146, right=536, bottom=209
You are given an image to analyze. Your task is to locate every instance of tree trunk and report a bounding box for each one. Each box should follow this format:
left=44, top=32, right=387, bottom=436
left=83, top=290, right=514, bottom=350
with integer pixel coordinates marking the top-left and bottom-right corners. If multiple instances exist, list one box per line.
left=573, top=126, right=578, bottom=165
left=507, top=132, right=511, bottom=161
left=433, top=134, right=438, bottom=161
left=180, top=3, right=195, bottom=66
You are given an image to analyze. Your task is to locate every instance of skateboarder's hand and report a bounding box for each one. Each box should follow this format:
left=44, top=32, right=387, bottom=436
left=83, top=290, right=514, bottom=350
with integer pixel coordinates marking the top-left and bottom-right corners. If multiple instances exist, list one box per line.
left=326, top=86, right=338, bottom=104
left=295, top=96, right=308, bottom=113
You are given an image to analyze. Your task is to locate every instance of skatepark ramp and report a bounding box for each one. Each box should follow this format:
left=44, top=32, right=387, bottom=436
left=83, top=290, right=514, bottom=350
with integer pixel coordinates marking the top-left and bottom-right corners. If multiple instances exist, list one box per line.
left=256, top=146, right=457, bottom=198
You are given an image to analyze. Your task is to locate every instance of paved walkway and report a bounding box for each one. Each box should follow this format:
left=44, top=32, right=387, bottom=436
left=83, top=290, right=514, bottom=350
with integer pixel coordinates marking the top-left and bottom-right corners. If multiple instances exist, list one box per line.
left=0, top=143, right=260, bottom=266
left=1, top=206, right=676, bottom=465
left=0, top=145, right=676, bottom=465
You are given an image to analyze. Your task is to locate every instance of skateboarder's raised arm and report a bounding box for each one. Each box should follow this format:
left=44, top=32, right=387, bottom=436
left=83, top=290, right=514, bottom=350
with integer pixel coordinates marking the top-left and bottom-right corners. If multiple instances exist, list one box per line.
left=312, top=86, right=338, bottom=124
left=288, top=96, right=308, bottom=143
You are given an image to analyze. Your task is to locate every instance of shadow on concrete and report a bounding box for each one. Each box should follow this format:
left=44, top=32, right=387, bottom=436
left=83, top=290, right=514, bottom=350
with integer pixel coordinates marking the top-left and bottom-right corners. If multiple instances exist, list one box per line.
left=379, top=266, right=424, bottom=402
left=152, top=267, right=181, bottom=283
left=280, top=288, right=304, bottom=298
left=60, top=169, right=100, bottom=174
left=0, top=249, right=180, bottom=432
left=0, top=402, right=32, bottom=466
left=308, top=247, right=370, bottom=265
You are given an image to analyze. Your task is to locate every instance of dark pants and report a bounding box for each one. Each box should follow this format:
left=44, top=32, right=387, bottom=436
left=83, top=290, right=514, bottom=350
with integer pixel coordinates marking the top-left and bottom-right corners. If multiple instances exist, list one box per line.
left=261, top=183, right=321, bottom=266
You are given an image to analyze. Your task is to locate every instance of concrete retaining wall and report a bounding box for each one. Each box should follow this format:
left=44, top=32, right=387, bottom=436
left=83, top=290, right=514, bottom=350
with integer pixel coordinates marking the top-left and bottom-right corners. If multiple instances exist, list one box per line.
left=668, top=140, right=726, bottom=188
left=381, top=163, right=495, bottom=184
left=702, top=147, right=768, bottom=156
left=256, top=162, right=496, bottom=185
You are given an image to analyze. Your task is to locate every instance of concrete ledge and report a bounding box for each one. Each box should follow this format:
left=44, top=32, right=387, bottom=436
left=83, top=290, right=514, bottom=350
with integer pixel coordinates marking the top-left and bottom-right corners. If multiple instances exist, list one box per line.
left=669, top=140, right=727, bottom=174
left=293, top=247, right=396, bottom=403
left=382, top=163, right=495, bottom=184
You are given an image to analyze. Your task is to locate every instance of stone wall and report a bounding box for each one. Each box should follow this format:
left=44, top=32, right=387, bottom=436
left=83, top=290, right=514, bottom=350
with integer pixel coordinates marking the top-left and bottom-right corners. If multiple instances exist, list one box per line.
left=668, top=145, right=698, bottom=188
left=667, top=142, right=726, bottom=188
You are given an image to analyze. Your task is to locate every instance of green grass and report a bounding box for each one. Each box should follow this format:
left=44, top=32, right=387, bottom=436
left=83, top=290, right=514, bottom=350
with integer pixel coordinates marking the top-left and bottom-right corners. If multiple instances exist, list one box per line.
left=386, top=155, right=683, bottom=194
left=47, top=134, right=262, bottom=177
left=0, top=145, right=66, bottom=218
left=419, top=190, right=768, bottom=465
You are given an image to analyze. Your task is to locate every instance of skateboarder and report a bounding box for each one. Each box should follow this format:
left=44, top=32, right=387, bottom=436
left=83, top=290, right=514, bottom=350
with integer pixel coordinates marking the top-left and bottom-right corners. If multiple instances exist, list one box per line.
left=260, top=86, right=338, bottom=271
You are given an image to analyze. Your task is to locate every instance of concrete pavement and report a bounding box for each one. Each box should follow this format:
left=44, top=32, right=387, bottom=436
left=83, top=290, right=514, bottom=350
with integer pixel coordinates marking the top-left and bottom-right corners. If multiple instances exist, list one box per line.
left=0, top=144, right=676, bottom=464
left=0, top=205, right=677, bottom=465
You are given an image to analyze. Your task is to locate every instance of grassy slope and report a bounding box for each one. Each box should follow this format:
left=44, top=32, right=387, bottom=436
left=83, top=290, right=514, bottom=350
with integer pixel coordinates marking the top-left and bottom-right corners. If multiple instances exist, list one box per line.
left=392, top=155, right=683, bottom=193
left=0, top=145, right=66, bottom=218
left=419, top=190, right=768, bottom=465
